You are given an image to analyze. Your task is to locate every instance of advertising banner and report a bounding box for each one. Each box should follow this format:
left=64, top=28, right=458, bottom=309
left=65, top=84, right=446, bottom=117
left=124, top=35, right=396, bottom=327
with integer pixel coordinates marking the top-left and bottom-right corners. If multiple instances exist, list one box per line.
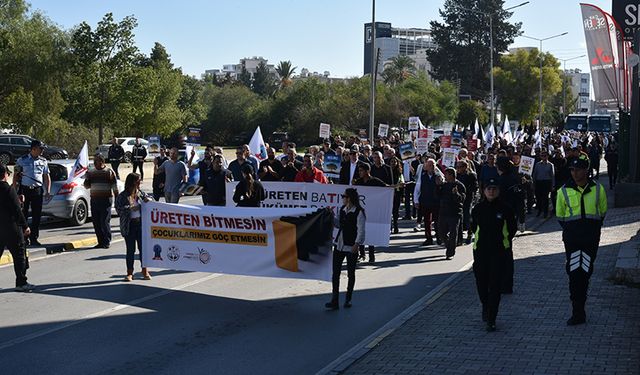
left=581, top=4, right=620, bottom=108
left=142, top=202, right=334, bottom=281
left=518, top=156, right=535, bottom=176
left=322, top=155, right=342, bottom=178
left=319, top=123, right=331, bottom=139
left=225, top=182, right=393, bottom=246
left=187, top=128, right=201, bottom=146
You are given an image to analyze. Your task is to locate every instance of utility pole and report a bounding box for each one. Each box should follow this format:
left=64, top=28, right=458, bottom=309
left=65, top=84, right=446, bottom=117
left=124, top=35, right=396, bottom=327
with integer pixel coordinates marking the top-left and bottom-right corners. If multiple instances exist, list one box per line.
left=369, top=0, right=376, bottom=145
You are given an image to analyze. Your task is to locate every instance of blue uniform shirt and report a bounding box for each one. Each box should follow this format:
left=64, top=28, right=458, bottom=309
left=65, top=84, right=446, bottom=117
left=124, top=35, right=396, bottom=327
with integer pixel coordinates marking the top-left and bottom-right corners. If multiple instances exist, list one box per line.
left=16, top=154, right=49, bottom=187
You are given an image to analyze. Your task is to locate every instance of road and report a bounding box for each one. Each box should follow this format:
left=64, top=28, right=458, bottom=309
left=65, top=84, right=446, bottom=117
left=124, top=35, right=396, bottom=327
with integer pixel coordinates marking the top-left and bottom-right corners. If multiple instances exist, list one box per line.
left=0, top=209, right=483, bottom=374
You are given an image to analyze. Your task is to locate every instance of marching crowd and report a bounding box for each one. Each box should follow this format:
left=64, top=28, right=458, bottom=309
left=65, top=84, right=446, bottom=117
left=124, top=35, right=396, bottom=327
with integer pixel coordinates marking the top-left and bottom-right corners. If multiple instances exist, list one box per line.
left=0, top=127, right=613, bottom=332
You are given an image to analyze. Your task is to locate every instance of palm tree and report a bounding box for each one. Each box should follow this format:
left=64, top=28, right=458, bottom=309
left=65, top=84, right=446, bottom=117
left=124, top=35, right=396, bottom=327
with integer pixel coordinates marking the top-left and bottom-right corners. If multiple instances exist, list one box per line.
left=382, top=55, right=416, bottom=86
left=275, top=60, right=297, bottom=89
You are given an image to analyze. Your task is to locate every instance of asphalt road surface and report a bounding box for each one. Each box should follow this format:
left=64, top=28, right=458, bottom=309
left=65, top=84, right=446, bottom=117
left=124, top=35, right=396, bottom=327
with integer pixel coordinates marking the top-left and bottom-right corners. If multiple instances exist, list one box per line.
left=0, top=212, right=475, bottom=374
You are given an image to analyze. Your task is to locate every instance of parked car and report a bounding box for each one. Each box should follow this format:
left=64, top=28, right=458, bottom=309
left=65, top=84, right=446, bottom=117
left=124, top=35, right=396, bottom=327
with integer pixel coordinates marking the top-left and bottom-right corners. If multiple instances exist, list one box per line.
left=0, top=134, right=68, bottom=165
left=42, top=159, right=124, bottom=226
left=269, top=132, right=289, bottom=151
left=97, top=137, right=155, bottom=163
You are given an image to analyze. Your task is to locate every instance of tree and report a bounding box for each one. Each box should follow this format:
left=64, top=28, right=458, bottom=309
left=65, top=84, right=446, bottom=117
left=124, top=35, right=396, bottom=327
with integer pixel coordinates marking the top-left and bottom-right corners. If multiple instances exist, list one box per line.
left=252, top=61, right=276, bottom=96
left=238, top=63, right=252, bottom=88
left=427, top=0, right=522, bottom=101
left=275, top=60, right=296, bottom=89
left=457, top=100, right=488, bottom=129
left=65, top=12, right=142, bottom=143
left=493, top=48, right=563, bottom=125
left=0, top=0, right=70, bottom=137
left=382, top=55, right=416, bottom=86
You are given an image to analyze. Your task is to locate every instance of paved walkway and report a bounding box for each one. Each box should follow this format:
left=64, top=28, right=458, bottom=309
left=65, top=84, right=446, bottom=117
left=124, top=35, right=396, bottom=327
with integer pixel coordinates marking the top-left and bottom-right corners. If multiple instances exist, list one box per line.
left=339, top=183, right=640, bottom=374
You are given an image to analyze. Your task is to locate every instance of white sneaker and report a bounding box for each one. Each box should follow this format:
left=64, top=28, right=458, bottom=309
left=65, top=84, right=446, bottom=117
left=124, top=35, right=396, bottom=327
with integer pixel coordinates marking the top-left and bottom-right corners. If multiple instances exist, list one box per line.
left=413, top=224, right=422, bottom=232
left=15, top=283, right=35, bottom=293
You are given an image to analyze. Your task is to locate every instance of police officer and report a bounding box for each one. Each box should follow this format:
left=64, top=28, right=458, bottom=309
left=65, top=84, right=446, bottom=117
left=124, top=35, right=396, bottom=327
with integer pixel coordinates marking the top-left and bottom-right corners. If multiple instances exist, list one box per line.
left=131, top=137, right=147, bottom=181
left=470, top=178, right=517, bottom=332
left=14, top=140, right=51, bottom=247
left=107, top=136, right=125, bottom=179
left=0, top=164, right=35, bottom=292
left=556, top=153, right=607, bottom=326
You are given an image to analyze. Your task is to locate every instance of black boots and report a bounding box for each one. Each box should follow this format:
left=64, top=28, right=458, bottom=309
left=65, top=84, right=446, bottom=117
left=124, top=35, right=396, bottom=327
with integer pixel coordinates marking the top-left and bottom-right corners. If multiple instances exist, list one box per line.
left=567, top=301, right=586, bottom=326
left=325, top=300, right=339, bottom=310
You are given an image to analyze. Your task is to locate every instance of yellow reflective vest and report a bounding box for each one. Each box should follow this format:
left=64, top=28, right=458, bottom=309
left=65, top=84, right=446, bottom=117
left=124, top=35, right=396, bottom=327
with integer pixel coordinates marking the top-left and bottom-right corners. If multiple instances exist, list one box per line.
left=556, top=180, right=607, bottom=244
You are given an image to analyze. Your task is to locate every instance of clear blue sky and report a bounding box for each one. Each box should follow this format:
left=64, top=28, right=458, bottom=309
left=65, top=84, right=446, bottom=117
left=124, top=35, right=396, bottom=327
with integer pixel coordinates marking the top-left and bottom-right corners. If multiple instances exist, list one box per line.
left=28, top=0, right=610, bottom=78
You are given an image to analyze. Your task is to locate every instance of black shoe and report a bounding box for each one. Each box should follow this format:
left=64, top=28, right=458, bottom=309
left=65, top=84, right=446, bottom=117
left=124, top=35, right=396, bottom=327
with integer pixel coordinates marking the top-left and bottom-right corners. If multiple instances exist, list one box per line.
left=102, top=243, right=111, bottom=249
left=482, top=305, right=488, bottom=322
left=566, top=315, right=586, bottom=326
left=393, top=228, right=399, bottom=234
left=344, top=300, right=352, bottom=308
left=368, top=259, right=375, bottom=265
left=501, top=289, right=513, bottom=295
left=486, top=322, right=497, bottom=332
left=325, top=301, right=339, bottom=310
left=93, top=244, right=104, bottom=249
left=30, top=239, right=42, bottom=247
left=465, top=237, right=472, bottom=245
left=422, top=239, right=433, bottom=246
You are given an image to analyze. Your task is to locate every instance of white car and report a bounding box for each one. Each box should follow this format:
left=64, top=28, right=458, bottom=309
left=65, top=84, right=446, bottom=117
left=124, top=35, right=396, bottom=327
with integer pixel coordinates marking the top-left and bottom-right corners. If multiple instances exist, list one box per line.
left=97, top=137, right=155, bottom=163
left=43, top=160, right=125, bottom=226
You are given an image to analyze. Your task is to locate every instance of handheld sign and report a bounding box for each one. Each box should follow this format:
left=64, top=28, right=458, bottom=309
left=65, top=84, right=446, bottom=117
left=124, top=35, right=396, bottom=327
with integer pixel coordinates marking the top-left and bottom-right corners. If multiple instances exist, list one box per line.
left=518, top=156, right=535, bottom=176
left=399, top=142, right=416, bottom=160
left=441, top=148, right=458, bottom=168
left=378, top=124, right=389, bottom=137
left=322, top=155, right=342, bottom=179
left=148, top=135, right=161, bottom=157
left=187, top=128, right=201, bottom=146
left=408, top=117, right=420, bottom=131
left=319, top=123, right=331, bottom=139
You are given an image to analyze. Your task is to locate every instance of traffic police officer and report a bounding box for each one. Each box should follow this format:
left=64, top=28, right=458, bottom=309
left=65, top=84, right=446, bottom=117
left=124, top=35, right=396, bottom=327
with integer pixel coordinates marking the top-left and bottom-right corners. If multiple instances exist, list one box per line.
left=470, top=177, right=517, bottom=332
left=556, top=153, right=607, bottom=326
left=14, top=140, right=51, bottom=246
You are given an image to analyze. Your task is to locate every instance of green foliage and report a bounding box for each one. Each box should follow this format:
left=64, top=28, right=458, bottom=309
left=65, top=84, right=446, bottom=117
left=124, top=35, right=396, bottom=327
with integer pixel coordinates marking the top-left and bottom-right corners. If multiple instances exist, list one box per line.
left=493, top=49, right=563, bottom=125
left=252, top=61, right=276, bottom=97
left=427, top=0, right=522, bottom=100
left=457, top=100, right=488, bottom=128
left=382, top=55, right=416, bottom=86
left=275, top=60, right=296, bottom=88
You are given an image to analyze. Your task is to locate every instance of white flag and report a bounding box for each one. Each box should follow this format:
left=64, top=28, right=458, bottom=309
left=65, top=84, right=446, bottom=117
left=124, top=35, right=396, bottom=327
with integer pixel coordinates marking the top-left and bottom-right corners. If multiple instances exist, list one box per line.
left=484, top=123, right=496, bottom=145
left=248, top=126, right=267, bottom=161
left=502, top=115, right=513, bottom=144
left=68, top=141, right=89, bottom=183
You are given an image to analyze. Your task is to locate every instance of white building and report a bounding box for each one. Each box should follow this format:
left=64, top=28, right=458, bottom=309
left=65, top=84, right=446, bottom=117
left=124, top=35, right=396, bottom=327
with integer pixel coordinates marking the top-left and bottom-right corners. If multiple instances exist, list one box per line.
left=205, top=56, right=277, bottom=79
left=565, top=69, right=590, bottom=113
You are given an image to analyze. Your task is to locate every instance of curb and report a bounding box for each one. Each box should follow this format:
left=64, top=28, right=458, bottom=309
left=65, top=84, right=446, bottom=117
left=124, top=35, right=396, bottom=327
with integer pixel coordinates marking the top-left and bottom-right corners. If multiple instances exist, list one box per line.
left=0, top=250, right=29, bottom=266
left=64, top=237, right=98, bottom=251
left=317, top=215, right=552, bottom=375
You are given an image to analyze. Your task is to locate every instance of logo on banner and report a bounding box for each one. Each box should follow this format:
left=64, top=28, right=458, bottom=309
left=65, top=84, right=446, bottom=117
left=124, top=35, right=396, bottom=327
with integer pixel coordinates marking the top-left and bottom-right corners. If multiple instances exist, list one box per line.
left=167, top=245, right=180, bottom=262
left=198, top=248, right=211, bottom=264
left=584, top=14, right=607, bottom=31
left=153, top=244, right=163, bottom=261
left=591, top=47, right=614, bottom=66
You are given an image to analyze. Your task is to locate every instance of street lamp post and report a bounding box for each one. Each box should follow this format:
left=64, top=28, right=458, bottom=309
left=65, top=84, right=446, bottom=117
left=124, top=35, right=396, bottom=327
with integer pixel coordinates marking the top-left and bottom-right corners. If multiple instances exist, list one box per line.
left=461, top=2, right=529, bottom=127
left=522, top=32, right=568, bottom=127
left=369, top=0, right=376, bottom=145
left=559, top=55, right=586, bottom=117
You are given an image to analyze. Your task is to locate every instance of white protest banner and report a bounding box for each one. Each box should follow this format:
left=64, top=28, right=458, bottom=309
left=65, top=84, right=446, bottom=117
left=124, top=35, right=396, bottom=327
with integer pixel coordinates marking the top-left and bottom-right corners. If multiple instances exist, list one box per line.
left=441, top=148, right=458, bottom=168
left=378, top=124, right=389, bottom=137
left=518, top=156, right=535, bottom=176
left=225, top=182, right=393, bottom=246
left=142, top=202, right=334, bottom=281
left=319, top=123, right=331, bottom=139
left=415, top=138, right=429, bottom=155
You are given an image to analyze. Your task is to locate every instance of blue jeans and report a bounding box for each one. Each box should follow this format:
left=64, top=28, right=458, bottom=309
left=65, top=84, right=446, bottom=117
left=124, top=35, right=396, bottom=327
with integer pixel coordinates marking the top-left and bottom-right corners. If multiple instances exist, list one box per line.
left=125, top=220, right=142, bottom=271
left=91, top=198, right=113, bottom=246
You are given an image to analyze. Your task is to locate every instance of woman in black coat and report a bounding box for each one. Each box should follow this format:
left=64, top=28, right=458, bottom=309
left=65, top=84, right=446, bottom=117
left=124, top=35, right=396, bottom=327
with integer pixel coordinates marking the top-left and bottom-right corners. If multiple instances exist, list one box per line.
left=233, top=164, right=266, bottom=207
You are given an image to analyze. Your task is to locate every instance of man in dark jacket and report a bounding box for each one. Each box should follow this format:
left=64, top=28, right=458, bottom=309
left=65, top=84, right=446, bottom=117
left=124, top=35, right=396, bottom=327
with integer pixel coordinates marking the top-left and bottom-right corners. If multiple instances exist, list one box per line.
left=152, top=147, right=169, bottom=201
left=496, top=156, right=523, bottom=294
left=471, top=177, right=517, bottom=332
left=202, top=155, right=232, bottom=206
left=438, top=167, right=466, bottom=259
left=370, top=151, right=392, bottom=185
left=0, top=164, right=35, bottom=292
left=131, top=137, right=148, bottom=180
left=107, top=137, right=125, bottom=179
left=456, top=160, right=478, bottom=245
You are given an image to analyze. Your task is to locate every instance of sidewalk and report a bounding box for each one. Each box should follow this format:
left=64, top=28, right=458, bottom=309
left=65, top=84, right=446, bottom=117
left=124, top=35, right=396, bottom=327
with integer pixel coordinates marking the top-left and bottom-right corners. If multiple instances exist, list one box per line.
left=334, top=181, right=640, bottom=374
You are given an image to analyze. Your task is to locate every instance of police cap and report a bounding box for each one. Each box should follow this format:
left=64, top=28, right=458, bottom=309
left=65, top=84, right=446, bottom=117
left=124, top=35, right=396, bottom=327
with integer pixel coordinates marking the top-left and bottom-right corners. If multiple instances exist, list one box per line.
left=485, top=177, right=499, bottom=188
left=569, top=153, right=590, bottom=169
